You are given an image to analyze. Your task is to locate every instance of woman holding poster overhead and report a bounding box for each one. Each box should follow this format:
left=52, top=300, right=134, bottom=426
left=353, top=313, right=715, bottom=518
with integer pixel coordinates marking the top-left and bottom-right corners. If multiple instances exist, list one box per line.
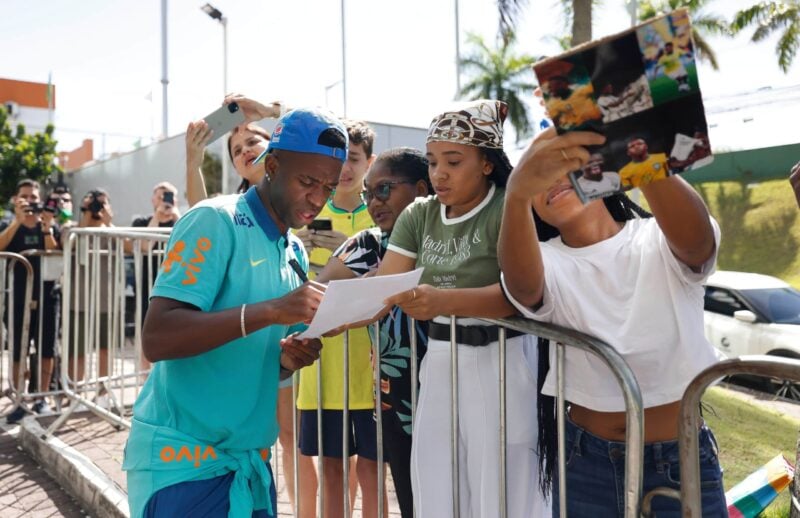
left=370, top=100, right=549, bottom=518
left=497, top=125, right=727, bottom=517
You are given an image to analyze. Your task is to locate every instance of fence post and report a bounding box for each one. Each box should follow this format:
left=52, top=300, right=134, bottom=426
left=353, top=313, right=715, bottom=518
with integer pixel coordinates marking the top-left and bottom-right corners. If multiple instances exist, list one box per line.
left=792, top=433, right=800, bottom=518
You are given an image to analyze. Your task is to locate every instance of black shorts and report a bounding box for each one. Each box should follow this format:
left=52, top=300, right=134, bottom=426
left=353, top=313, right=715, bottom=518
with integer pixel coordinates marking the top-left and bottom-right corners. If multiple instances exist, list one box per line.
left=299, top=409, right=384, bottom=461
left=4, top=282, right=58, bottom=361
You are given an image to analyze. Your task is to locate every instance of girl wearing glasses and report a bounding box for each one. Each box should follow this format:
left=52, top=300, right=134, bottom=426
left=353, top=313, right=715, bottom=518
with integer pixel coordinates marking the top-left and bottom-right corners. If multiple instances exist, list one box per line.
left=372, top=101, right=547, bottom=517
left=316, top=147, right=431, bottom=518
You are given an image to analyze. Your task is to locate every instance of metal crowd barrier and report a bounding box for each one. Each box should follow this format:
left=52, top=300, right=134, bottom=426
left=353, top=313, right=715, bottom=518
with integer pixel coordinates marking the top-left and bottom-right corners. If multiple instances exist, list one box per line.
left=307, top=314, right=645, bottom=518
left=44, top=226, right=171, bottom=436
left=0, top=251, right=34, bottom=409
left=642, top=355, right=800, bottom=517
left=483, top=316, right=645, bottom=518
left=7, top=224, right=796, bottom=518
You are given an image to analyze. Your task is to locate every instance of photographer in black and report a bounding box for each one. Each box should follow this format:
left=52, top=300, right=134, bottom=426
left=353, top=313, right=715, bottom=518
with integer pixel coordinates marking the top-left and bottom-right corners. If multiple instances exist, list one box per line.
left=60, top=189, right=114, bottom=396
left=44, top=186, right=75, bottom=231
left=1, top=179, right=61, bottom=423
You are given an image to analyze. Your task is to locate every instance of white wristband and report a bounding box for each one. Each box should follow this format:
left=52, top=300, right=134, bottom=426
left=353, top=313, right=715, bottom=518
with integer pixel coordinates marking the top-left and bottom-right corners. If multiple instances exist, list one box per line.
left=240, top=303, right=248, bottom=338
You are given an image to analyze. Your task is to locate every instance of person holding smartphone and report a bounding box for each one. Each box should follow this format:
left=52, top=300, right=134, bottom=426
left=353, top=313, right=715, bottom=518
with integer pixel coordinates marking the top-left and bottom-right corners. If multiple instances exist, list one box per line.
left=132, top=182, right=181, bottom=230
left=129, top=182, right=181, bottom=319
left=185, top=95, right=286, bottom=206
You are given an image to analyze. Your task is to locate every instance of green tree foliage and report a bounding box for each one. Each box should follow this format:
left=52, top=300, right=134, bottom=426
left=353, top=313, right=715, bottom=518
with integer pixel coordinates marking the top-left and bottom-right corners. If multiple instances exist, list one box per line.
left=639, top=0, right=732, bottom=70
left=731, top=1, right=800, bottom=73
left=0, top=105, right=62, bottom=205
left=497, top=0, right=529, bottom=43
left=458, top=32, right=538, bottom=142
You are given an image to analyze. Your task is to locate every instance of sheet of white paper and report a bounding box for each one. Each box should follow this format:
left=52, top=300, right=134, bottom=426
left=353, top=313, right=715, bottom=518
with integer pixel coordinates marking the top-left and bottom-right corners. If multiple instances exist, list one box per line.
left=297, top=267, right=424, bottom=339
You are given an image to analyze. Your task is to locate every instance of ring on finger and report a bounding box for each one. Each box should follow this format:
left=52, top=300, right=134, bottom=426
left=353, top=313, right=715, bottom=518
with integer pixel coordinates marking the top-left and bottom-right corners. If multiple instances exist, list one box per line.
left=560, top=148, right=570, bottom=161
left=411, top=288, right=417, bottom=301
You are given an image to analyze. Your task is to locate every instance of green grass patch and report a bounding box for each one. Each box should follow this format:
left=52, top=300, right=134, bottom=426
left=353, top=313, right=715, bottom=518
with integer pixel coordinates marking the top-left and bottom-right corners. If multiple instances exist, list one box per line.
left=703, top=387, right=798, bottom=517
left=694, top=179, right=800, bottom=288
left=647, top=64, right=699, bottom=104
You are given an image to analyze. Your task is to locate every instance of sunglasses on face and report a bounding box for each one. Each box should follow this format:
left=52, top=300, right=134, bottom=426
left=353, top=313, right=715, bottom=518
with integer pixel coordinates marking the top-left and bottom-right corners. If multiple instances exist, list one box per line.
left=361, top=180, right=416, bottom=203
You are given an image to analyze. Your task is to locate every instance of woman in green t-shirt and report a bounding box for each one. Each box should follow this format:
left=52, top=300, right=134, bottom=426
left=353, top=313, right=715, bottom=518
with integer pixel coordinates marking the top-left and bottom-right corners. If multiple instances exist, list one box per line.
left=374, top=100, right=549, bottom=517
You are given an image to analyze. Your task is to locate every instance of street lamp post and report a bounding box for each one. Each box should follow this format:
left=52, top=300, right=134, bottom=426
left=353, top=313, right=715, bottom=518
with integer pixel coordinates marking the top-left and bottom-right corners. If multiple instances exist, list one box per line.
left=201, top=3, right=230, bottom=194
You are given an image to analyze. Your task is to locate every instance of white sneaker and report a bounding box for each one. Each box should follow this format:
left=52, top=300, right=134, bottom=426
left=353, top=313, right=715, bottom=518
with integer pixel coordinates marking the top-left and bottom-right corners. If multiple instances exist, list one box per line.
left=32, top=400, right=54, bottom=416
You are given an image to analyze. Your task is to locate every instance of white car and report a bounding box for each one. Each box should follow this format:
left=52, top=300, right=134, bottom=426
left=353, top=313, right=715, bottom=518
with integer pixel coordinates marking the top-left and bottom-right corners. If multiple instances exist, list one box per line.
left=703, top=270, right=800, bottom=400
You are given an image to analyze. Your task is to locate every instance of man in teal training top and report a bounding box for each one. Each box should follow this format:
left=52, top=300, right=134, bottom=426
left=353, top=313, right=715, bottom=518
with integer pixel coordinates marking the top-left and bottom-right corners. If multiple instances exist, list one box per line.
left=123, top=102, right=348, bottom=518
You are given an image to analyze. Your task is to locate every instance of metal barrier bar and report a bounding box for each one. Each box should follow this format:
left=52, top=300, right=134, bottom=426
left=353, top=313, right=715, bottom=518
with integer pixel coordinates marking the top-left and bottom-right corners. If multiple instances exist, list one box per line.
left=480, top=316, right=645, bottom=518
left=291, top=372, right=299, bottom=518
left=449, top=315, right=460, bottom=518
left=343, top=328, right=351, bottom=518
left=316, top=353, right=325, bottom=516
left=0, top=252, right=34, bottom=408
left=556, top=342, right=567, bottom=518
left=498, top=327, right=508, bottom=518
left=374, top=321, right=385, bottom=518
left=641, top=355, right=800, bottom=518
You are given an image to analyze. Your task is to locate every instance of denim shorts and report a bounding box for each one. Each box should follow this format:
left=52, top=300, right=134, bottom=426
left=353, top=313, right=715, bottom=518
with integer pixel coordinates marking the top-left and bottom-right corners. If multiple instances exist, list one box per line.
left=553, top=417, right=727, bottom=517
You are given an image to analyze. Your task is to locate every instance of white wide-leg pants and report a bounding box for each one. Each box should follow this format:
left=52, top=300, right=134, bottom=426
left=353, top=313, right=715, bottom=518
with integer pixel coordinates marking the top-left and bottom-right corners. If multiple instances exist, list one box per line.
left=410, top=334, right=552, bottom=518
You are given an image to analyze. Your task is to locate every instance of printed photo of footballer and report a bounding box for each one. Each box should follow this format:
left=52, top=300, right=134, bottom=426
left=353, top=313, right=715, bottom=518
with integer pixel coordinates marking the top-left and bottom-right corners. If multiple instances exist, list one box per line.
left=533, top=8, right=714, bottom=203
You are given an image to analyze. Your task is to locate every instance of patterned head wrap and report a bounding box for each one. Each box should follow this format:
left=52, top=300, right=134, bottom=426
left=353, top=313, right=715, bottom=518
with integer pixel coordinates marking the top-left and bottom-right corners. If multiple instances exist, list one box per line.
left=426, top=100, right=508, bottom=150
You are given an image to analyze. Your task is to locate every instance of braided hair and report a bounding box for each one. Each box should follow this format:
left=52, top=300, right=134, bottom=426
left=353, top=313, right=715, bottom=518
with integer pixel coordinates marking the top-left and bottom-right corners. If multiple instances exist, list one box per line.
left=534, top=191, right=652, bottom=496
left=482, top=148, right=514, bottom=188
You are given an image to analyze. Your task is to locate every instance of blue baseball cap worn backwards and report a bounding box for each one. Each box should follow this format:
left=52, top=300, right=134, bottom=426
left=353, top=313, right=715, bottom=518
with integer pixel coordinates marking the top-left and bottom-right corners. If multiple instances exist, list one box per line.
left=254, top=108, right=348, bottom=164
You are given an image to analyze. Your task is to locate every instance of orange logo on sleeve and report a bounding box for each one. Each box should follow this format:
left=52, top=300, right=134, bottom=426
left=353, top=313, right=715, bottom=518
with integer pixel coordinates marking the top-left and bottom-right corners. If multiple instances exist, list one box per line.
left=161, top=237, right=212, bottom=285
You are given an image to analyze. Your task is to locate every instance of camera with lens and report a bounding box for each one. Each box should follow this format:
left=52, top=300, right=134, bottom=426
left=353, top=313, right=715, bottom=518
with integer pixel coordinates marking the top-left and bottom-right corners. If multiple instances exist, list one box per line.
left=44, top=198, right=59, bottom=214
left=24, top=202, right=44, bottom=214
left=79, top=191, right=105, bottom=220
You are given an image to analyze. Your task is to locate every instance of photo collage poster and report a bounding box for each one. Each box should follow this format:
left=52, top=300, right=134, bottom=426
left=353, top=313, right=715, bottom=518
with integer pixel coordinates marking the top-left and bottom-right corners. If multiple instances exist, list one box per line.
left=533, top=9, right=713, bottom=203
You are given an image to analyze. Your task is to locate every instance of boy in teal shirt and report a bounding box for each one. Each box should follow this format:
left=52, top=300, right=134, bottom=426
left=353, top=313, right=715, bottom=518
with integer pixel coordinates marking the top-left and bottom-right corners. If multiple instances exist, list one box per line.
left=123, top=101, right=348, bottom=518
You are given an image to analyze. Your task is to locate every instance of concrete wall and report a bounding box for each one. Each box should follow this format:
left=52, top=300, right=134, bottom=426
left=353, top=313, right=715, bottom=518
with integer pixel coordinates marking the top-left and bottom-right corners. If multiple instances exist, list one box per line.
left=65, top=120, right=427, bottom=225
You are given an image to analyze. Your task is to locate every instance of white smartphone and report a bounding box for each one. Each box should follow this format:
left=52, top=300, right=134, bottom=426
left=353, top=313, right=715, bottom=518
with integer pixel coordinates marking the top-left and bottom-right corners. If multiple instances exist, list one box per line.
left=203, top=102, right=246, bottom=143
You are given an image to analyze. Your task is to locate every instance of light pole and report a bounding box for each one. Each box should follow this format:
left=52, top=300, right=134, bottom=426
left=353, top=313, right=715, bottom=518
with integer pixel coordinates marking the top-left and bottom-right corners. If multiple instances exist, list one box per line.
left=325, top=80, right=342, bottom=112
left=161, top=0, right=169, bottom=138
left=454, top=0, right=461, bottom=98
left=340, top=0, right=347, bottom=117
left=201, top=3, right=230, bottom=193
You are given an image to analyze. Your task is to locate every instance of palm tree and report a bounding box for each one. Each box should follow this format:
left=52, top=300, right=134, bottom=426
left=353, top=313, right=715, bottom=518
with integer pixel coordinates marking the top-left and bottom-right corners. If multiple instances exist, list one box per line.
left=731, top=1, right=800, bottom=73
left=497, top=0, right=529, bottom=43
left=567, top=0, right=595, bottom=45
left=458, top=32, right=538, bottom=142
left=638, top=0, right=731, bottom=70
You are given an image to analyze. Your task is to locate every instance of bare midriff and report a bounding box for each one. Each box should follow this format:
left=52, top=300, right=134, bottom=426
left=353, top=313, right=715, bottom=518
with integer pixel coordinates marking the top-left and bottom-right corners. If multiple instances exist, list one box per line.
left=569, top=400, right=682, bottom=443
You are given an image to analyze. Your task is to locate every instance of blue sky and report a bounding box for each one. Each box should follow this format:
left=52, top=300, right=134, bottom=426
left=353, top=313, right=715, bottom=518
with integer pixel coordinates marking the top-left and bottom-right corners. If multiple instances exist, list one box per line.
left=1, top=0, right=797, bottom=155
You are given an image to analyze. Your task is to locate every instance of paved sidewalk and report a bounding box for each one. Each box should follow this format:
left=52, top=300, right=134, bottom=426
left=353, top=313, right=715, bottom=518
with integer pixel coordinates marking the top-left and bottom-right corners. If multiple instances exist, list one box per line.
left=0, top=425, right=86, bottom=517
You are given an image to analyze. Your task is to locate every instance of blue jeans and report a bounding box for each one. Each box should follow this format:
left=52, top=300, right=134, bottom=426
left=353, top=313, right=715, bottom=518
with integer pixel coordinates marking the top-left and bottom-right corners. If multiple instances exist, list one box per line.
left=144, top=463, right=277, bottom=518
left=553, top=418, right=727, bottom=517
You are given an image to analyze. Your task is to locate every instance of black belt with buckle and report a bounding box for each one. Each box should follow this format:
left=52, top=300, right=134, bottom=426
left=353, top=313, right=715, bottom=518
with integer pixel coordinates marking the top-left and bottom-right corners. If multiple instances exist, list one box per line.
left=427, top=322, right=525, bottom=347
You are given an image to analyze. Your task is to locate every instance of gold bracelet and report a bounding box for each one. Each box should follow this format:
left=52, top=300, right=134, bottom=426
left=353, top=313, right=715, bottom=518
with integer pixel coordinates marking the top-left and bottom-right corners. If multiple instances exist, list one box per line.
left=240, top=303, right=248, bottom=338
